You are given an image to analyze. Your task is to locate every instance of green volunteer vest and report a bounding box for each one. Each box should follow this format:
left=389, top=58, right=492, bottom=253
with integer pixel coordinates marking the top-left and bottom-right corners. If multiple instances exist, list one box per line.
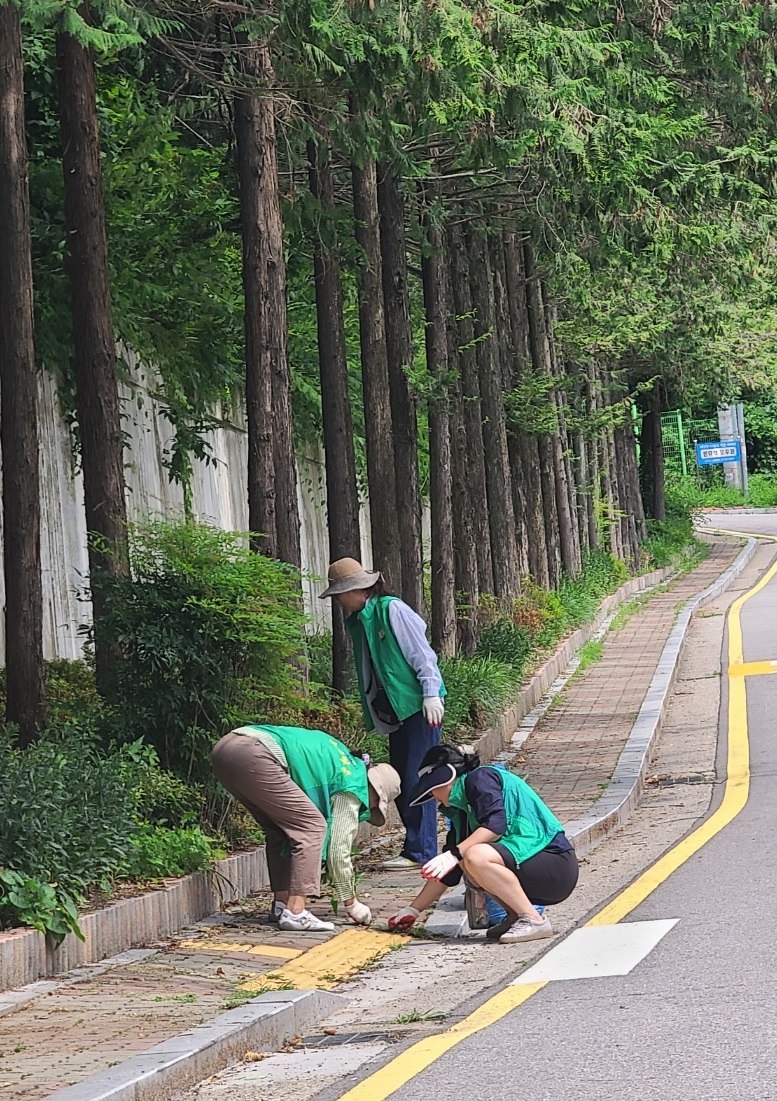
left=347, top=596, right=446, bottom=731
left=448, top=767, right=563, bottom=865
left=235, top=725, right=371, bottom=859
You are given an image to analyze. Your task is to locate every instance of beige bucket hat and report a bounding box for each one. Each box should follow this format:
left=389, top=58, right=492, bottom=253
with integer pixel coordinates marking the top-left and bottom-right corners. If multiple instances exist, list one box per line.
left=365, top=762, right=401, bottom=826
left=319, top=557, right=381, bottom=599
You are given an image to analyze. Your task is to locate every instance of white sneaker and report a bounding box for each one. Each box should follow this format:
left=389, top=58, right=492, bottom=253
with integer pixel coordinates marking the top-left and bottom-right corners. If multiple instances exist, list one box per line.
left=499, top=914, right=554, bottom=943
left=278, top=908, right=335, bottom=933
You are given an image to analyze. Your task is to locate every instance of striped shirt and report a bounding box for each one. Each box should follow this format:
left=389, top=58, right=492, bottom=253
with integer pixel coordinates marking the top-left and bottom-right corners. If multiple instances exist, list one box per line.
left=245, top=730, right=359, bottom=901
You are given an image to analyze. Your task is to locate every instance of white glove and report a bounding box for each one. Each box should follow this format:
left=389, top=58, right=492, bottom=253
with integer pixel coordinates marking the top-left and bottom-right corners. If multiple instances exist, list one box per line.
left=388, top=906, right=420, bottom=931
left=422, top=696, right=445, bottom=726
left=421, top=850, right=460, bottom=881
left=345, top=900, right=372, bottom=926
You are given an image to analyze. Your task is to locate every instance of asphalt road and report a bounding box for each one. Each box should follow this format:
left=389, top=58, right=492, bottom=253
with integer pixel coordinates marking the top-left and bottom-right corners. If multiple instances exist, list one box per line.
left=386, top=519, right=777, bottom=1101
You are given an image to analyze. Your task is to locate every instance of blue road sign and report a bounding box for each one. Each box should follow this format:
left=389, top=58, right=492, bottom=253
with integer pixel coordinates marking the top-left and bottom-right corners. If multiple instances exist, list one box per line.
left=695, top=440, right=742, bottom=466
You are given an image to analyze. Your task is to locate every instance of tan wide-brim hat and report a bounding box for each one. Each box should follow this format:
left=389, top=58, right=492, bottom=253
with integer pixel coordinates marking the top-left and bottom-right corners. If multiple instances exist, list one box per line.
left=366, top=763, right=401, bottom=826
left=319, top=557, right=381, bottom=599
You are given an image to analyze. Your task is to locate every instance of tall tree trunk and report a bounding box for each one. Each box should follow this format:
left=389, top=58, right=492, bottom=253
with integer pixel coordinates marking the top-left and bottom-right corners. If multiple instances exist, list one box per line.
left=641, top=384, right=666, bottom=521
left=445, top=259, right=478, bottom=655
left=503, top=229, right=548, bottom=586
left=491, top=233, right=529, bottom=576
left=0, top=2, right=45, bottom=744
left=56, top=4, right=129, bottom=695
left=574, top=416, right=590, bottom=558
left=614, top=422, right=639, bottom=566
left=377, top=166, right=424, bottom=613
left=446, top=220, right=494, bottom=595
left=543, top=290, right=580, bottom=578
left=420, top=190, right=455, bottom=655
left=586, top=362, right=600, bottom=552
left=352, top=154, right=402, bottom=592
left=235, top=43, right=299, bottom=561
left=307, top=136, right=361, bottom=693
left=467, top=224, right=520, bottom=600
left=523, top=242, right=562, bottom=586
left=624, top=409, right=648, bottom=541
left=256, top=50, right=299, bottom=568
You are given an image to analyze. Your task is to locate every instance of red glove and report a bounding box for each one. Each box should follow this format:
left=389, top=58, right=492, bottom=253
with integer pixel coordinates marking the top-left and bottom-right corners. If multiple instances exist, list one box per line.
left=388, top=906, right=420, bottom=931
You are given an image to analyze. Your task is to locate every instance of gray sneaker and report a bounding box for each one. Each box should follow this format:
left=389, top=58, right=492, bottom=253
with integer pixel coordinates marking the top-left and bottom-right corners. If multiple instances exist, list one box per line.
left=381, top=856, right=421, bottom=871
left=278, top=908, right=335, bottom=933
left=268, top=900, right=285, bottom=924
left=499, top=914, right=553, bottom=943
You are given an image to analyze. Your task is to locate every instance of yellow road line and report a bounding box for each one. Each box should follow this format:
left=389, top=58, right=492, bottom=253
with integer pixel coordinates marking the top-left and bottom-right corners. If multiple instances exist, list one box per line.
left=177, top=940, right=303, bottom=961
left=587, top=555, right=777, bottom=925
left=333, top=553, right=777, bottom=1101
left=728, top=660, right=777, bottom=678
left=239, top=928, right=408, bottom=992
left=703, top=526, right=777, bottom=542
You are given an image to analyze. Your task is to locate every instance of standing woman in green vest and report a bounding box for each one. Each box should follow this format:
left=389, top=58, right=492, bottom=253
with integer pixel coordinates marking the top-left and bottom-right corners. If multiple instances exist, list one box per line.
left=212, top=725, right=400, bottom=932
left=320, top=558, right=446, bottom=870
left=387, top=744, right=579, bottom=942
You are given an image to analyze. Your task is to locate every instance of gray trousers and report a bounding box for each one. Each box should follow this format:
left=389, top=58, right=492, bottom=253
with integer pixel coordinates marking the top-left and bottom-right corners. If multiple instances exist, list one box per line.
left=212, top=732, right=327, bottom=896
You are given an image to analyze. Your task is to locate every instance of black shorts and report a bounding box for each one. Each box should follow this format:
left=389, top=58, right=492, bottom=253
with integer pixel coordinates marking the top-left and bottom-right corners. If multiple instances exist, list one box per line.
left=490, top=841, right=579, bottom=907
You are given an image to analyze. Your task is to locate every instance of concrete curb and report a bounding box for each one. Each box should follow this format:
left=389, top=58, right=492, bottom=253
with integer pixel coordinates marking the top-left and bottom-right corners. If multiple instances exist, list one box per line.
left=0, top=849, right=270, bottom=991
left=45, top=988, right=344, bottom=1101
left=700, top=507, right=777, bottom=516
left=428, top=535, right=757, bottom=937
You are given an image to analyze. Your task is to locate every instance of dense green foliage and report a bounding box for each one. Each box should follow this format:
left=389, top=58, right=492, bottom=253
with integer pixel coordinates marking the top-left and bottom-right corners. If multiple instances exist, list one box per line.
left=92, top=521, right=306, bottom=780
left=0, top=728, right=218, bottom=942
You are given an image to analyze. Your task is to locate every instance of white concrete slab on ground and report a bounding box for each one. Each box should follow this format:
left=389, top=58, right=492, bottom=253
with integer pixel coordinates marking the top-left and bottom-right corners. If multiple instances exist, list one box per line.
left=512, top=919, right=678, bottom=984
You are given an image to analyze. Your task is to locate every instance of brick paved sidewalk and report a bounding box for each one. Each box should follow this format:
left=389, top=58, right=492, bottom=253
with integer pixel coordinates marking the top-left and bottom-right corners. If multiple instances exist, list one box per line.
left=517, top=538, right=739, bottom=823
left=0, top=538, right=741, bottom=1101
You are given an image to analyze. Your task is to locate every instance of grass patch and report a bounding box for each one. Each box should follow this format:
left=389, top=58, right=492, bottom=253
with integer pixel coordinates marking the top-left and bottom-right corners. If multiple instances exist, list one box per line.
left=577, top=640, right=604, bottom=672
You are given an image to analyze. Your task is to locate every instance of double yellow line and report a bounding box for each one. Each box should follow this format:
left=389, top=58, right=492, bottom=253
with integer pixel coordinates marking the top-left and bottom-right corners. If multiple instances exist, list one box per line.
left=336, top=553, right=777, bottom=1101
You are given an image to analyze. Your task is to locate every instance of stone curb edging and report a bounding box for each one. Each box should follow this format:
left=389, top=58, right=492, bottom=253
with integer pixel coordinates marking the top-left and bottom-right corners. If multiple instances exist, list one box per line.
left=0, top=849, right=270, bottom=991
left=45, top=988, right=343, bottom=1101
left=700, top=507, right=777, bottom=516
left=428, top=534, right=757, bottom=937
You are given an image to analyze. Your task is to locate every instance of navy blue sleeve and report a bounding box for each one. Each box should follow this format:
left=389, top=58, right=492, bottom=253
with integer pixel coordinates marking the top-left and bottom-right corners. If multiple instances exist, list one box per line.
left=441, top=822, right=464, bottom=887
left=463, top=768, right=508, bottom=835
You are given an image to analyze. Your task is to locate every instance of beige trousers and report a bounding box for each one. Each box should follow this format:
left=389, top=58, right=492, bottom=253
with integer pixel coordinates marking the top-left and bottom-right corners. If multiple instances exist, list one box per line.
left=212, top=731, right=327, bottom=896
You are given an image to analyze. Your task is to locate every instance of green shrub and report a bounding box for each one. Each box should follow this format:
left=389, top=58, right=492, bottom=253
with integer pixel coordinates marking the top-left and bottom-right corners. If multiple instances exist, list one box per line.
left=746, top=474, right=777, bottom=508
left=476, top=620, right=532, bottom=672
left=666, top=475, right=744, bottom=514
left=0, top=729, right=137, bottom=897
left=306, top=631, right=335, bottom=690
left=641, top=517, right=699, bottom=566
left=122, top=739, right=204, bottom=826
left=0, top=729, right=227, bottom=940
left=0, top=729, right=139, bottom=940
left=91, top=520, right=307, bottom=781
left=440, top=656, right=523, bottom=734
left=123, top=822, right=217, bottom=880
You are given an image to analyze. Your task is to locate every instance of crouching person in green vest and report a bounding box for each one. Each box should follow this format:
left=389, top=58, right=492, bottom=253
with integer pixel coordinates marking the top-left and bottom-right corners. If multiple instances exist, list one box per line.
left=388, top=745, right=579, bottom=943
left=320, top=558, right=446, bottom=871
left=212, top=725, right=400, bottom=933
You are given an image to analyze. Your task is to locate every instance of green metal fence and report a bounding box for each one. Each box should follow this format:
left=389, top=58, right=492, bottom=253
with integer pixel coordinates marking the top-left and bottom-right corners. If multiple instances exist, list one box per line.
left=661, top=410, right=719, bottom=477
